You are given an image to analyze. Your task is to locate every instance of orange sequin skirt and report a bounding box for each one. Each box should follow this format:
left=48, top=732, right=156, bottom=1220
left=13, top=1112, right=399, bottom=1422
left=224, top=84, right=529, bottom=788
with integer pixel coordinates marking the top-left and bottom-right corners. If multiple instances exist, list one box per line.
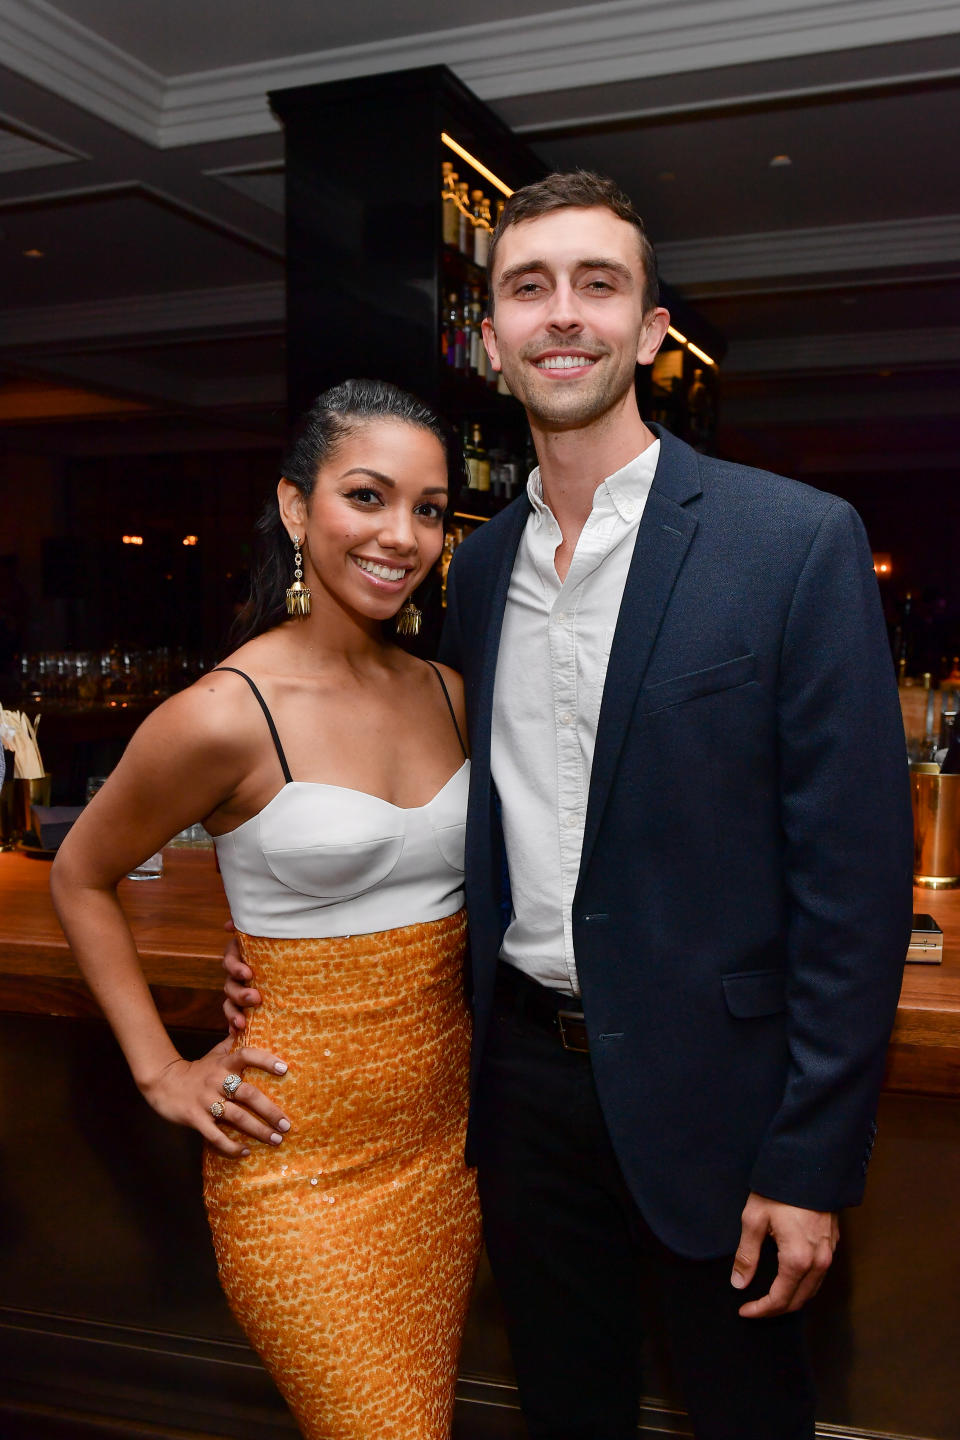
left=203, top=909, right=481, bottom=1440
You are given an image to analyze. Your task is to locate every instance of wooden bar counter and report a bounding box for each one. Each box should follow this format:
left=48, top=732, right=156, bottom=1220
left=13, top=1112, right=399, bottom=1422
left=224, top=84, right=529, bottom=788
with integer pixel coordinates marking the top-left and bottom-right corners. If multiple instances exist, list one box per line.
left=1, top=844, right=959, bottom=1095
left=0, top=844, right=231, bottom=1030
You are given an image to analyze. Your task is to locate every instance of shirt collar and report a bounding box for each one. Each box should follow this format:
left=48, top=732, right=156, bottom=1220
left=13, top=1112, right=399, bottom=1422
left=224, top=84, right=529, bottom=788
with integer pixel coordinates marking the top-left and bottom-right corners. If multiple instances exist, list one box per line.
left=525, top=438, right=661, bottom=524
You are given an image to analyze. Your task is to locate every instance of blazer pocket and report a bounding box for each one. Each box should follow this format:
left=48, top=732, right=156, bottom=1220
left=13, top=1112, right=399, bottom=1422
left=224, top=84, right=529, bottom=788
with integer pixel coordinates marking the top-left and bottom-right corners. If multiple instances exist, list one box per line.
left=721, top=968, right=786, bottom=1018
left=638, top=653, right=756, bottom=715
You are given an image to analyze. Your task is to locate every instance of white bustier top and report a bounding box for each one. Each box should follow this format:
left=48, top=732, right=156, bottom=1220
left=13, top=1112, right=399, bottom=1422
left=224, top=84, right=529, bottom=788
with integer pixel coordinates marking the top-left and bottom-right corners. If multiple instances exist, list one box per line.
left=214, top=764, right=469, bottom=939
left=208, top=665, right=469, bottom=940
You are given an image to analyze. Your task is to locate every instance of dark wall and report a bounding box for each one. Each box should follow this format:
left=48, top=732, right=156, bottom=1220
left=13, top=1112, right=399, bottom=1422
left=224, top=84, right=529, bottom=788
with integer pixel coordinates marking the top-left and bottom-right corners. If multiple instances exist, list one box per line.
left=4, top=447, right=281, bottom=667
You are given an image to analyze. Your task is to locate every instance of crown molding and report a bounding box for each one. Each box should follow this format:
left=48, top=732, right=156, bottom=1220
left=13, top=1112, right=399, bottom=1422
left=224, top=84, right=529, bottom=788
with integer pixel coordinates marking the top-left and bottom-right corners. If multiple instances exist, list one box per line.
left=0, top=0, right=165, bottom=143
left=153, top=0, right=960, bottom=147
left=3, top=0, right=960, bottom=148
left=658, top=214, right=960, bottom=290
left=0, top=281, right=285, bottom=349
left=724, top=324, right=960, bottom=374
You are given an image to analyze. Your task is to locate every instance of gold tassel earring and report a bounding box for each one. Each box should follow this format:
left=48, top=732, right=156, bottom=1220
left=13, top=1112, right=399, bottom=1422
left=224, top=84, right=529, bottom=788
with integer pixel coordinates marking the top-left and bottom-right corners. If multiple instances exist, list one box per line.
left=395, top=599, right=422, bottom=637
left=285, top=535, right=311, bottom=617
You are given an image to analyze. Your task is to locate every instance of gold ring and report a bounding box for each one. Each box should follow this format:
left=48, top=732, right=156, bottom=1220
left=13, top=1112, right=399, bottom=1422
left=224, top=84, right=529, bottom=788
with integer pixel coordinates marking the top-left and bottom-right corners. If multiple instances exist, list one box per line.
left=210, top=1100, right=226, bottom=1120
left=222, top=1072, right=243, bottom=1098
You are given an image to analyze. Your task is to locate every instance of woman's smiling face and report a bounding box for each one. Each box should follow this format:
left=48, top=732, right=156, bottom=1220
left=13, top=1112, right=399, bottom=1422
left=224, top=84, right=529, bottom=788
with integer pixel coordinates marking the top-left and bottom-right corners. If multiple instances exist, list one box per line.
left=279, top=418, right=449, bottom=628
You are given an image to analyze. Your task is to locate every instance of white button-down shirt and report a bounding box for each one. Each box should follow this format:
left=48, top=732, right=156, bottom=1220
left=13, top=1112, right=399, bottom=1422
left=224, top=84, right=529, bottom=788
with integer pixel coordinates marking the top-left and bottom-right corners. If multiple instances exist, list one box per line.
left=491, top=442, right=660, bottom=995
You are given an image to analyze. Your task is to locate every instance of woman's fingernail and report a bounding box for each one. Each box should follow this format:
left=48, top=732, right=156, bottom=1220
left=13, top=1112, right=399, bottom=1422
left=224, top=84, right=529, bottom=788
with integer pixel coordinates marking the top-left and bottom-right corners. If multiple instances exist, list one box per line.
left=277, top=1119, right=291, bottom=1132
left=241, top=1148, right=251, bottom=1157
left=244, top=991, right=257, bottom=1003
left=274, top=1061, right=288, bottom=1074
left=270, top=1132, right=283, bottom=1145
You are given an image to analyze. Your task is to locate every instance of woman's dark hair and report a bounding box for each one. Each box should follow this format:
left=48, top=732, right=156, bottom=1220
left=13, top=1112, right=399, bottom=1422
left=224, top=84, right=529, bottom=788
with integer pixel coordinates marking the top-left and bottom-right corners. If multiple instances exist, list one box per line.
left=231, top=378, right=466, bottom=646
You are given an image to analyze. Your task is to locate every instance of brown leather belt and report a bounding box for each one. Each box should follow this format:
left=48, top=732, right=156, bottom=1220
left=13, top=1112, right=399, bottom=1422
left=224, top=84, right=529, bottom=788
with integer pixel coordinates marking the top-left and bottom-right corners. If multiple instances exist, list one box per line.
left=494, top=961, right=590, bottom=1055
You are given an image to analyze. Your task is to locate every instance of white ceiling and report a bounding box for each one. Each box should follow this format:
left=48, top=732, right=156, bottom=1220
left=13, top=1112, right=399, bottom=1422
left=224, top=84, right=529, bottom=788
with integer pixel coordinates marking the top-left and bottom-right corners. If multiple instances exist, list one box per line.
left=0, top=0, right=959, bottom=472
left=43, top=0, right=593, bottom=74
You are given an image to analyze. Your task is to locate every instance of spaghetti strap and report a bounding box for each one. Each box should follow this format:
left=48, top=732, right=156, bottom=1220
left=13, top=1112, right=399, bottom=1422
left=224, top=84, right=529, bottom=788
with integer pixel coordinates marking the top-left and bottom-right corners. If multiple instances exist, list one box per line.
left=211, top=667, right=293, bottom=784
left=424, top=661, right=468, bottom=760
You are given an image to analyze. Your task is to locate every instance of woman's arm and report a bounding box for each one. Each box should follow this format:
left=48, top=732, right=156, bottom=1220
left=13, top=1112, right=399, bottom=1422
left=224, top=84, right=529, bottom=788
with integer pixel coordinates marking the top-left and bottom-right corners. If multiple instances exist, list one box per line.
left=51, top=683, right=290, bottom=1158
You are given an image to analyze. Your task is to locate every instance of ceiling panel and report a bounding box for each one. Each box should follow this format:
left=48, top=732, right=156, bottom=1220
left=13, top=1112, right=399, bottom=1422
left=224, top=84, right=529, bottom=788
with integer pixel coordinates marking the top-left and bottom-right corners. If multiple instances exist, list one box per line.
left=532, top=81, right=960, bottom=243
left=0, top=188, right=282, bottom=307
left=697, top=277, right=960, bottom=343
left=97, top=334, right=285, bottom=381
left=0, top=118, right=80, bottom=175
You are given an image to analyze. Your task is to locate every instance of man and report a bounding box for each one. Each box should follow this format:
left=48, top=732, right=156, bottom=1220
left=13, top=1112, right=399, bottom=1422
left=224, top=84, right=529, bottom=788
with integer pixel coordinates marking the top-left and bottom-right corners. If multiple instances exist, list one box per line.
left=228, top=172, right=912, bottom=1438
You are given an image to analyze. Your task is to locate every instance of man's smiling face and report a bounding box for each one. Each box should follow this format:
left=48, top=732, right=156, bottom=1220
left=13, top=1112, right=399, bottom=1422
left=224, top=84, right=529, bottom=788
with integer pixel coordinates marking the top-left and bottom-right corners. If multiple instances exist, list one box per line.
left=482, top=205, right=667, bottom=432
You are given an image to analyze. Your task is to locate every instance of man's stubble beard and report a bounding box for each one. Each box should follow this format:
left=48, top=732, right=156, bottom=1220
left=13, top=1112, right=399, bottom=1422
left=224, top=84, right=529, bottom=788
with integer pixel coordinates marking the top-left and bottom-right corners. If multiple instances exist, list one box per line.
left=501, top=352, right=637, bottom=433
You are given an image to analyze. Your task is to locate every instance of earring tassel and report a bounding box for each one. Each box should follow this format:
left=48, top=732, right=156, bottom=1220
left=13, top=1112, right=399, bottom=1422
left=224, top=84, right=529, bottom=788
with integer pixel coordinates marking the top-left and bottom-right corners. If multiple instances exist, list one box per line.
left=286, top=581, right=311, bottom=617
left=395, top=600, right=422, bottom=637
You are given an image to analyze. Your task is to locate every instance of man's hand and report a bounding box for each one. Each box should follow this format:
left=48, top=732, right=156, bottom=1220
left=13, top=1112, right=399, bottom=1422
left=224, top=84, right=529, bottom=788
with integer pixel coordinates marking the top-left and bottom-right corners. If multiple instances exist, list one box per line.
left=731, top=1192, right=838, bottom=1318
left=222, top=926, right=261, bottom=1034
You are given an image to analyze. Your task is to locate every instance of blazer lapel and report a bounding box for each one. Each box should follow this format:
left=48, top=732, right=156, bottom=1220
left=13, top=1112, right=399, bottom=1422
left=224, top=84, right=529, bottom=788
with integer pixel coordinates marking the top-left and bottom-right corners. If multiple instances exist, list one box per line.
left=463, top=498, right=529, bottom=953
left=579, top=430, right=702, bottom=880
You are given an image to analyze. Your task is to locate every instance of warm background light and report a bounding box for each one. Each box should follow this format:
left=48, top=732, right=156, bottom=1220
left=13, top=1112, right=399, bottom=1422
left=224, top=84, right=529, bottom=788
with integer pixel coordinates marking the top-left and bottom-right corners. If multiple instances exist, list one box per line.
left=122, top=535, right=143, bottom=546
left=667, top=325, right=716, bottom=367
left=182, top=535, right=198, bottom=546
left=441, top=133, right=512, bottom=198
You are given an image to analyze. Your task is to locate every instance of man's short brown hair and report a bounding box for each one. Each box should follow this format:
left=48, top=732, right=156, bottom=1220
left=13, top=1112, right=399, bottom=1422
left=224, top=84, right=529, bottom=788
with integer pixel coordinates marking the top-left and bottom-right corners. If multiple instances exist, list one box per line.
left=487, top=170, right=660, bottom=313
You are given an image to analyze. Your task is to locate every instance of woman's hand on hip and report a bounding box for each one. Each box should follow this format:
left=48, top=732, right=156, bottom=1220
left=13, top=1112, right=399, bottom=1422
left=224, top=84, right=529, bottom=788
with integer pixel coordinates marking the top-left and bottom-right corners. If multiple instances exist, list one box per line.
left=141, top=1035, right=290, bottom=1158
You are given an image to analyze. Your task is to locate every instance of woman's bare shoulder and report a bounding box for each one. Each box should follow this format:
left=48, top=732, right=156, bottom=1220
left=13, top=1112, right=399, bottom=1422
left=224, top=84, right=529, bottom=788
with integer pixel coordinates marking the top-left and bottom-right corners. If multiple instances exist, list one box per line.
left=428, top=660, right=464, bottom=707
left=125, top=660, right=268, bottom=768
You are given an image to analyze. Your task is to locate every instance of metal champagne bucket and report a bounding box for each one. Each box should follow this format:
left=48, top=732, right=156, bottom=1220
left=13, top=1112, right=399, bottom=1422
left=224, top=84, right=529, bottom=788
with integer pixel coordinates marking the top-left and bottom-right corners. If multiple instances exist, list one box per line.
left=910, top=766, right=960, bottom=888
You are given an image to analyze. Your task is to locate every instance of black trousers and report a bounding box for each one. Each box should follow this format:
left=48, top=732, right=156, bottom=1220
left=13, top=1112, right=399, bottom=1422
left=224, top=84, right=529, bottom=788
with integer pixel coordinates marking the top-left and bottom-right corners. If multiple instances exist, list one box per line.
left=472, top=981, right=816, bottom=1440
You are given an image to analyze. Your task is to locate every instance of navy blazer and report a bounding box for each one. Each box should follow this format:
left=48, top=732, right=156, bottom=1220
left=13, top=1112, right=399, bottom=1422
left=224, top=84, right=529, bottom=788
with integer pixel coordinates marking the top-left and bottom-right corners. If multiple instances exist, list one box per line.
left=438, top=425, right=913, bottom=1259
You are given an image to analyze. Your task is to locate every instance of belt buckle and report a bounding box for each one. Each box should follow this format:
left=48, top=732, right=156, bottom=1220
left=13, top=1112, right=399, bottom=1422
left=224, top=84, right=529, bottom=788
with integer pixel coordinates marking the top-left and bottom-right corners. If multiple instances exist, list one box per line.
left=557, top=1009, right=589, bottom=1054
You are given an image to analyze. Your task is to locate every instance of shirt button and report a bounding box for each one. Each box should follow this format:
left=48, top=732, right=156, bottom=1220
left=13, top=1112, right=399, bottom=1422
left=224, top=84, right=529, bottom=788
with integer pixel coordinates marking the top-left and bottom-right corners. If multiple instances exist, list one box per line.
left=559, top=711, right=573, bottom=726
left=565, top=813, right=579, bottom=829
left=554, top=612, right=567, bottom=625
left=622, top=500, right=636, bottom=516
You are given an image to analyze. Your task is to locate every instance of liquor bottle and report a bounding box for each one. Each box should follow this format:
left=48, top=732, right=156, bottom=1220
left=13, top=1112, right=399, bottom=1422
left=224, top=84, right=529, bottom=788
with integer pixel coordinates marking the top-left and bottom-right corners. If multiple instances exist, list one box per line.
left=456, top=182, right=473, bottom=256
left=503, top=452, right=522, bottom=499
left=463, top=424, right=479, bottom=489
left=895, top=591, right=914, bottom=682
left=442, top=163, right=460, bottom=247
left=445, top=293, right=466, bottom=373
left=467, top=288, right=485, bottom=376
left=472, top=191, right=492, bottom=266
left=488, top=447, right=503, bottom=498
left=470, top=422, right=491, bottom=492
left=686, top=367, right=713, bottom=451
left=939, top=707, right=957, bottom=753
left=940, top=718, right=960, bottom=773
left=439, top=530, right=457, bottom=604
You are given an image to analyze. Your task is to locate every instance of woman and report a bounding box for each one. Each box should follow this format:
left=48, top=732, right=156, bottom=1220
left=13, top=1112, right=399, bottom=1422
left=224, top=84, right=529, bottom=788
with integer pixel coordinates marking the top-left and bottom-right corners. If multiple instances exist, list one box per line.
left=51, top=379, right=482, bottom=1440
